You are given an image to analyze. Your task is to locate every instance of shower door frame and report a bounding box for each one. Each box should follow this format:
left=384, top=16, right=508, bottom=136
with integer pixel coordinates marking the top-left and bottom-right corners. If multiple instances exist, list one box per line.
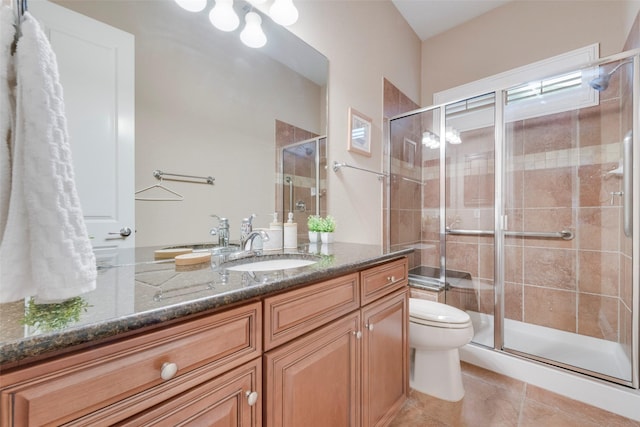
left=387, top=49, right=640, bottom=389
left=495, top=51, right=639, bottom=388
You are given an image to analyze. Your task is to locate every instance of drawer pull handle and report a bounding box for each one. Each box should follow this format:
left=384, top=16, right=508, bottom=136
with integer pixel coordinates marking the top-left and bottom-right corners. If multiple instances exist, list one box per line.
left=353, top=331, right=362, bottom=339
left=366, top=323, right=374, bottom=331
left=387, top=276, right=396, bottom=282
left=246, top=391, right=259, bottom=406
left=160, top=362, right=178, bottom=380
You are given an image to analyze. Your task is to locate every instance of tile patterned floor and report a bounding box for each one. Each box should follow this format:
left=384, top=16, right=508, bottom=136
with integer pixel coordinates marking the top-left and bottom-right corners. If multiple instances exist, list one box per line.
left=390, top=362, right=640, bottom=427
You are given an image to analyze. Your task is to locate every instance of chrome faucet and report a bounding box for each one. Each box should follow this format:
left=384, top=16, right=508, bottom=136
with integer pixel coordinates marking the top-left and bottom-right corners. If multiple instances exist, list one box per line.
left=242, top=229, right=269, bottom=251
left=210, top=215, right=230, bottom=247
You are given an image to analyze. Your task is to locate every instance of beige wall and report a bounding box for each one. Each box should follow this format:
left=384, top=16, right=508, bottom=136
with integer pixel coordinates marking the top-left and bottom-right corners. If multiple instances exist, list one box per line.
left=290, top=1, right=422, bottom=245
left=422, top=0, right=640, bottom=105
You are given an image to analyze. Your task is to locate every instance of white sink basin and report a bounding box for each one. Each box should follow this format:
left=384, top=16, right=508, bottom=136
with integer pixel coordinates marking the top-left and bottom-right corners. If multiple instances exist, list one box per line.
left=225, top=258, right=317, bottom=272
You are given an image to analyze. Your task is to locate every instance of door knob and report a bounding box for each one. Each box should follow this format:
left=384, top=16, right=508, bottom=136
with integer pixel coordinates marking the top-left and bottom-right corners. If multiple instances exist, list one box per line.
left=109, top=227, right=132, bottom=237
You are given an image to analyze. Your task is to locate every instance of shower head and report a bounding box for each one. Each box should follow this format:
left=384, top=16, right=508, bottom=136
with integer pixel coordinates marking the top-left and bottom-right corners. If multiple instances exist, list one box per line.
left=588, top=59, right=633, bottom=91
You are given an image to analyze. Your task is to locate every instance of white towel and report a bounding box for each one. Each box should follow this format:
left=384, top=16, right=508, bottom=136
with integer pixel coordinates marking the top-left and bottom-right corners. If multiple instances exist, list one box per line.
left=0, top=12, right=96, bottom=303
left=0, top=6, right=15, bottom=241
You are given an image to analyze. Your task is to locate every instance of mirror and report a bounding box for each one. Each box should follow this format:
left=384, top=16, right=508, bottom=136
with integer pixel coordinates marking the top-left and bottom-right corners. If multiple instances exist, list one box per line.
left=51, top=0, right=328, bottom=247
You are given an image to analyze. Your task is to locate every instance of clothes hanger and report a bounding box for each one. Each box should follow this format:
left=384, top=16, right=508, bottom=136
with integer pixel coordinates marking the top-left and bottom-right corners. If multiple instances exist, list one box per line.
left=134, top=178, right=184, bottom=201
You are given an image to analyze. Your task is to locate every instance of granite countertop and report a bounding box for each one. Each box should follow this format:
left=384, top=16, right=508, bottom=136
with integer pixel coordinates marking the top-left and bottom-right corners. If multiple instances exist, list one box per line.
left=0, top=242, right=412, bottom=368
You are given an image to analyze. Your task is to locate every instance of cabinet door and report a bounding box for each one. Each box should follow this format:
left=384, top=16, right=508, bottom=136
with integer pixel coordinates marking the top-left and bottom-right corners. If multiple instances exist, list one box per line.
left=117, top=357, right=261, bottom=427
left=264, top=313, right=361, bottom=427
left=361, top=289, right=408, bottom=427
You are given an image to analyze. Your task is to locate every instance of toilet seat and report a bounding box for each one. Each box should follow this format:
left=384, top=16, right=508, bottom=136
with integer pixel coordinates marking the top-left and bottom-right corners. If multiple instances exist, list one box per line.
left=409, top=298, right=472, bottom=329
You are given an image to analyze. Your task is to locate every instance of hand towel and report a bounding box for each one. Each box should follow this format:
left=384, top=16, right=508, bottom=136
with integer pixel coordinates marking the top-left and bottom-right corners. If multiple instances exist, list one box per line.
left=0, top=6, right=15, bottom=241
left=0, top=12, right=96, bottom=303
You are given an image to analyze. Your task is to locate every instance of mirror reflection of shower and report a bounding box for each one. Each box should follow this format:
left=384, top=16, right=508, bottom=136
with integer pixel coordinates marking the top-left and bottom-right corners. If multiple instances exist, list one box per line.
left=280, top=136, right=327, bottom=241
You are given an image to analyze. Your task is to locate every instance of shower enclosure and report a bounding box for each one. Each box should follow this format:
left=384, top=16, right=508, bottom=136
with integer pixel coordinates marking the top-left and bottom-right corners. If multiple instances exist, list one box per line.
left=388, top=51, right=638, bottom=387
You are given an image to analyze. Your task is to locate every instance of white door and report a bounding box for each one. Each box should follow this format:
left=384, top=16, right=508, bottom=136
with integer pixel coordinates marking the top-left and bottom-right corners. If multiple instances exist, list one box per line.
left=29, top=0, right=135, bottom=249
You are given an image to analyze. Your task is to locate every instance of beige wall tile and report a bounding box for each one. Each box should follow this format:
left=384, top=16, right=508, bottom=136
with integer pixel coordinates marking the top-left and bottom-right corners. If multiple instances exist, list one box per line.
left=578, top=251, right=619, bottom=296
left=577, top=293, right=619, bottom=341
left=523, top=247, right=576, bottom=290
left=524, top=286, right=577, bottom=332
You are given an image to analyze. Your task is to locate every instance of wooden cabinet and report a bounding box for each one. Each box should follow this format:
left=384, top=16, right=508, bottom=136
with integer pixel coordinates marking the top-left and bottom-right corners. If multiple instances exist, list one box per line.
left=0, top=256, right=408, bottom=427
left=0, top=302, right=262, bottom=426
left=263, top=258, right=409, bottom=427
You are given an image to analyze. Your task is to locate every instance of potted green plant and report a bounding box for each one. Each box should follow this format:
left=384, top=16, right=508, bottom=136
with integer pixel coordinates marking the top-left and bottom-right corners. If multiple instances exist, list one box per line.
left=21, top=296, right=91, bottom=332
left=307, top=215, right=323, bottom=243
left=319, top=215, right=336, bottom=244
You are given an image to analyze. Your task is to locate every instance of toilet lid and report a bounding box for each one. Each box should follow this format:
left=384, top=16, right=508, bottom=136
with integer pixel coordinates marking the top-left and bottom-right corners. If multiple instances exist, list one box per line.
left=409, top=298, right=471, bottom=325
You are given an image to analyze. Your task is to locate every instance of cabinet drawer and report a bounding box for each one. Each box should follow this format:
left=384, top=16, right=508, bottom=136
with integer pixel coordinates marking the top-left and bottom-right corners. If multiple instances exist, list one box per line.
left=117, top=357, right=262, bottom=427
left=360, top=258, right=408, bottom=305
left=263, top=273, right=359, bottom=350
left=1, top=302, right=261, bottom=426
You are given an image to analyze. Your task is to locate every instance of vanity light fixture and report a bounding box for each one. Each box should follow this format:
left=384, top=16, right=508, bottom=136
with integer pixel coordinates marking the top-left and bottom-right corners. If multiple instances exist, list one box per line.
left=174, top=0, right=207, bottom=12
left=209, top=0, right=240, bottom=32
left=269, top=0, right=298, bottom=26
left=240, top=11, right=267, bottom=48
left=174, top=0, right=298, bottom=48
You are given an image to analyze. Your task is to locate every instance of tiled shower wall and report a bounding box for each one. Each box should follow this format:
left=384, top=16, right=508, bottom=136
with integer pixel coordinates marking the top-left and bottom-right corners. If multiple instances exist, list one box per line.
left=385, top=79, right=422, bottom=268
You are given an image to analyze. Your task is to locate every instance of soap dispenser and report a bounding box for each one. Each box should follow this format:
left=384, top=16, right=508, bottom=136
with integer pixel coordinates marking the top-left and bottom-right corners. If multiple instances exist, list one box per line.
left=268, top=212, right=283, bottom=250
left=284, top=212, right=298, bottom=249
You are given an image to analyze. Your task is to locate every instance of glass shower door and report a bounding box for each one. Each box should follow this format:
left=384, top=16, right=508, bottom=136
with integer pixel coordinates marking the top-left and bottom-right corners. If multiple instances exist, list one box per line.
left=501, top=57, right=635, bottom=384
left=443, top=94, right=497, bottom=349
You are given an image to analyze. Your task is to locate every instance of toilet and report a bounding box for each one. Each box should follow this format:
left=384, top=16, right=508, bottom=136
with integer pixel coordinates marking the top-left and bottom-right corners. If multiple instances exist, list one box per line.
left=409, top=298, right=474, bottom=402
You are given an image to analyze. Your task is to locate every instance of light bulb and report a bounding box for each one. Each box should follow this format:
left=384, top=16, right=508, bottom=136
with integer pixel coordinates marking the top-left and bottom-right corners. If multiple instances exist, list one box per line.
left=445, top=126, right=462, bottom=144
left=174, top=0, right=207, bottom=12
left=240, top=12, right=267, bottom=48
left=269, top=0, right=298, bottom=26
left=209, top=0, right=240, bottom=32
left=422, top=131, right=440, bottom=149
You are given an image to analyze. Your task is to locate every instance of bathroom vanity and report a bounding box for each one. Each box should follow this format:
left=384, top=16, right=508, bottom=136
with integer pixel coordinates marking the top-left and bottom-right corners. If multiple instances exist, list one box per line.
left=0, top=244, right=410, bottom=426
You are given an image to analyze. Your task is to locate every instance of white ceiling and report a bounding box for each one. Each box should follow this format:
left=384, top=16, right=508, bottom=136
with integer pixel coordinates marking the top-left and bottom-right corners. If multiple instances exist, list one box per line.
left=391, top=0, right=512, bottom=41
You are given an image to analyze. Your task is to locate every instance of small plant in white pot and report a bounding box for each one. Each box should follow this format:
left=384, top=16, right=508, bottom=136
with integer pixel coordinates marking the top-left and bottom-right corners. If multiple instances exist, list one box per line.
left=307, top=215, right=323, bottom=243
left=319, top=215, right=336, bottom=244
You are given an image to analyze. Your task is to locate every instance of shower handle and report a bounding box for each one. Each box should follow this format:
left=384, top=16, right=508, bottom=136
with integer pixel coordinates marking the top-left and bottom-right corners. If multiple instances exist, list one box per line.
left=623, top=131, right=633, bottom=238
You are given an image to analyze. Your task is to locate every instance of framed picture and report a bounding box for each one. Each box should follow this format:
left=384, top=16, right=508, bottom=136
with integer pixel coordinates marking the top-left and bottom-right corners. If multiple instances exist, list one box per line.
left=347, top=107, right=372, bottom=156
